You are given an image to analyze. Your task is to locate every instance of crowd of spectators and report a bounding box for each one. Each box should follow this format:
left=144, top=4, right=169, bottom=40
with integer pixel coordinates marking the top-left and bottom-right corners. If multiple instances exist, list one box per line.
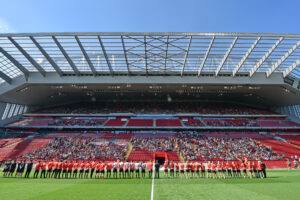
left=36, top=102, right=273, bottom=115
left=21, top=137, right=127, bottom=161
left=203, top=119, right=259, bottom=127
left=131, top=137, right=177, bottom=152
left=19, top=132, right=286, bottom=162
left=48, top=119, right=106, bottom=126
left=177, top=133, right=282, bottom=161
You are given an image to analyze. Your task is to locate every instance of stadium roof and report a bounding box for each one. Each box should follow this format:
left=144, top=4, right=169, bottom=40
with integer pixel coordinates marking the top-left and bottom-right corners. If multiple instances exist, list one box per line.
left=0, top=32, right=300, bottom=84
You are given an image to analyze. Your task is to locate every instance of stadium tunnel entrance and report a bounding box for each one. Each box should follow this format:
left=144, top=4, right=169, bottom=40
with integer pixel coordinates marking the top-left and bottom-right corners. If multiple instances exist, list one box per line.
left=154, top=152, right=168, bottom=165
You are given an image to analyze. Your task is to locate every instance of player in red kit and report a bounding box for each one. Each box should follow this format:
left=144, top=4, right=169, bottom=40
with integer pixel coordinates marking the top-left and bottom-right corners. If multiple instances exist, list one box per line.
left=46, top=160, right=53, bottom=178
left=175, top=162, right=180, bottom=177
left=163, top=161, right=168, bottom=178
left=90, top=161, right=96, bottom=179
left=40, top=161, right=47, bottom=178
left=62, top=161, right=68, bottom=179
left=67, top=161, right=73, bottom=179
left=84, top=161, right=90, bottom=179
left=79, top=162, right=85, bottom=179
left=73, top=161, right=79, bottom=179
left=106, top=162, right=112, bottom=179
left=33, top=161, right=41, bottom=179
left=195, top=162, right=200, bottom=178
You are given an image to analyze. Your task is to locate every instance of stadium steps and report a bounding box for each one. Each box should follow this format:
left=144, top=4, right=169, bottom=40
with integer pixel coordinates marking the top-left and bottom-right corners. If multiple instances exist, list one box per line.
left=201, top=119, right=207, bottom=126
left=0, top=139, right=22, bottom=148
left=124, top=120, right=130, bottom=127
left=179, top=120, right=184, bottom=127
left=153, top=119, right=156, bottom=127
left=178, top=151, right=185, bottom=163
left=125, top=143, right=133, bottom=160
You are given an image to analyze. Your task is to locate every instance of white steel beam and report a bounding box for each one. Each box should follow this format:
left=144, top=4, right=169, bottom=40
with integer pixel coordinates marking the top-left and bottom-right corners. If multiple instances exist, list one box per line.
left=249, top=37, right=283, bottom=77
left=215, top=37, right=238, bottom=76
left=0, top=71, right=12, bottom=84
left=144, top=36, right=148, bottom=75
left=52, top=36, right=80, bottom=76
left=75, top=36, right=97, bottom=76
left=164, top=36, right=169, bottom=74
left=232, top=37, right=261, bottom=77
left=30, top=36, right=63, bottom=76
left=181, top=36, right=192, bottom=76
left=283, top=58, right=300, bottom=77
left=98, top=36, right=114, bottom=75
left=121, top=36, right=131, bottom=75
left=0, top=47, right=29, bottom=78
left=266, top=41, right=300, bottom=77
left=198, top=36, right=215, bottom=76
left=8, top=37, right=46, bottom=77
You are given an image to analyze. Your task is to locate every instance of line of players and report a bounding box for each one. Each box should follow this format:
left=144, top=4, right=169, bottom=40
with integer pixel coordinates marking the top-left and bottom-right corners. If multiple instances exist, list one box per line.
left=162, top=160, right=266, bottom=179
left=2, top=160, right=266, bottom=179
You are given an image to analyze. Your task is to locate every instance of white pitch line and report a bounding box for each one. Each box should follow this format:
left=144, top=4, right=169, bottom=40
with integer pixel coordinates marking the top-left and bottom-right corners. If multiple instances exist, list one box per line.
left=151, top=165, right=155, bottom=200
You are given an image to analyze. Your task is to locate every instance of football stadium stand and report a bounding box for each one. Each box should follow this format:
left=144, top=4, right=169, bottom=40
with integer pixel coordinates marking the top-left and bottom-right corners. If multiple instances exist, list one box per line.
left=0, top=32, right=300, bottom=170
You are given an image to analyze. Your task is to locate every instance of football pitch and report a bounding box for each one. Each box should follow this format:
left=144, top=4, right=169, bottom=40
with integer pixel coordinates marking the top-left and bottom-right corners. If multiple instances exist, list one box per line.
left=0, top=170, right=300, bottom=200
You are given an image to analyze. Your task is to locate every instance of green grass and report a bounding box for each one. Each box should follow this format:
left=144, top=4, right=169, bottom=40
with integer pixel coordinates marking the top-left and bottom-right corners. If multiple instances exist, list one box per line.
left=0, top=170, right=300, bottom=200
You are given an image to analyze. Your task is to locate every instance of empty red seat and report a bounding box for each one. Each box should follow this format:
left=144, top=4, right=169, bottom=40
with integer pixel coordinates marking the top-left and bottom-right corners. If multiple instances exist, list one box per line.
left=156, top=119, right=182, bottom=127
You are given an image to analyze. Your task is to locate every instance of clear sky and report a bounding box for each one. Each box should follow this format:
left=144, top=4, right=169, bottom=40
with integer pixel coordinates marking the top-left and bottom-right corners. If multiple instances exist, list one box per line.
left=0, top=0, right=299, bottom=33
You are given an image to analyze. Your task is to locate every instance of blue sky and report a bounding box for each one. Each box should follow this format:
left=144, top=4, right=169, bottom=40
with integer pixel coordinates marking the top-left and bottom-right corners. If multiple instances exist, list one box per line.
left=0, top=0, right=299, bottom=33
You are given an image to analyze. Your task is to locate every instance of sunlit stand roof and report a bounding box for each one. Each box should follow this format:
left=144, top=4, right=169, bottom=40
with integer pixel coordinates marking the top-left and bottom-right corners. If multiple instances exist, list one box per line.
left=0, top=32, right=300, bottom=84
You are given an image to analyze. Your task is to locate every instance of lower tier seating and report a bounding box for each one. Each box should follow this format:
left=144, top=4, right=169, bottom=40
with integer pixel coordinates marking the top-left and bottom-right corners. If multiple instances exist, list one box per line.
left=257, top=139, right=300, bottom=158
left=279, top=135, right=300, bottom=146
left=0, top=138, right=52, bottom=160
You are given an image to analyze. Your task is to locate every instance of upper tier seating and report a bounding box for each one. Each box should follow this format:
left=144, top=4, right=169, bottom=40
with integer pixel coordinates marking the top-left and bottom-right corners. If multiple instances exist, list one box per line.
left=49, top=119, right=106, bottom=126
left=126, top=119, right=153, bottom=127
left=182, top=119, right=204, bottom=127
left=45, top=132, right=82, bottom=138
left=35, top=102, right=275, bottom=115
left=132, top=132, right=154, bottom=138
left=104, top=119, right=127, bottom=126
left=282, top=121, right=300, bottom=127
left=156, top=119, right=182, bottom=127
left=257, top=120, right=287, bottom=127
